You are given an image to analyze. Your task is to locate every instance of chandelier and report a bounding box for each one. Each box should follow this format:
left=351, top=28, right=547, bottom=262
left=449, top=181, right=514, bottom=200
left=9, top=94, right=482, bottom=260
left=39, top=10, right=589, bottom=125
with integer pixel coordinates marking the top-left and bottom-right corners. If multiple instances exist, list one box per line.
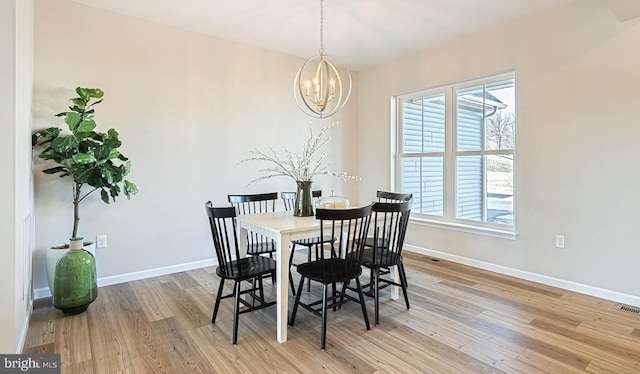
left=294, top=0, right=352, bottom=118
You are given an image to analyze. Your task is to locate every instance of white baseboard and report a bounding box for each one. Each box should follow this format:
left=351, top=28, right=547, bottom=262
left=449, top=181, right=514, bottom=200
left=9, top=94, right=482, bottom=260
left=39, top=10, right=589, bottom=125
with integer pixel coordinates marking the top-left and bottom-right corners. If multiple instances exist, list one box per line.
left=405, top=244, right=640, bottom=307
left=33, top=246, right=640, bottom=308
left=33, top=258, right=216, bottom=300
left=17, top=308, right=30, bottom=353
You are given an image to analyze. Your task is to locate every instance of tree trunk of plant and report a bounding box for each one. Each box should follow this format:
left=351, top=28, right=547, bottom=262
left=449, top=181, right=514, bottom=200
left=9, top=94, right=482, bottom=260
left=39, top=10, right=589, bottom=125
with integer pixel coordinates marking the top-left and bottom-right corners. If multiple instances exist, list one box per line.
left=72, top=182, right=81, bottom=240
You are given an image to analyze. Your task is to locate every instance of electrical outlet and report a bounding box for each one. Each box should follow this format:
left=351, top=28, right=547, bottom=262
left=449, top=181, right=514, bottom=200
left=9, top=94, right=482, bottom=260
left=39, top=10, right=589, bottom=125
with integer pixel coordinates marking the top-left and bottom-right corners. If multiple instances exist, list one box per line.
left=97, top=235, right=108, bottom=248
left=555, top=234, right=565, bottom=249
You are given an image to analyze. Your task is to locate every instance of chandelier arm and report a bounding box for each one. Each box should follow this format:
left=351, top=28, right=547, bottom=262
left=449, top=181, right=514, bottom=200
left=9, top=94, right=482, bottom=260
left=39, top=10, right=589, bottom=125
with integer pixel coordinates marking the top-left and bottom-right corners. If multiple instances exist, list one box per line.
left=323, top=58, right=341, bottom=109
left=295, top=63, right=323, bottom=117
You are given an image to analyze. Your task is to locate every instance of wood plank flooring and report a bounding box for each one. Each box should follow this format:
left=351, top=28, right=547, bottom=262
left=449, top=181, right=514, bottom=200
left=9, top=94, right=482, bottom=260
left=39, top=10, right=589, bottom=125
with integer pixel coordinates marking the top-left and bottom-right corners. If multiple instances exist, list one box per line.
left=23, top=252, right=640, bottom=373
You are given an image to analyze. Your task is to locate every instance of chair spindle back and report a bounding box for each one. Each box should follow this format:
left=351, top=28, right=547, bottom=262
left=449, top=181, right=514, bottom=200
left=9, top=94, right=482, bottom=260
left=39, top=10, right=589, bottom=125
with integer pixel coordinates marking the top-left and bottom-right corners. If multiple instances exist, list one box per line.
left=205, top=202, right=242, bottom=277
left=371, top=200, right=412, bottom=264
left=316, top=204, right=373, bottom=266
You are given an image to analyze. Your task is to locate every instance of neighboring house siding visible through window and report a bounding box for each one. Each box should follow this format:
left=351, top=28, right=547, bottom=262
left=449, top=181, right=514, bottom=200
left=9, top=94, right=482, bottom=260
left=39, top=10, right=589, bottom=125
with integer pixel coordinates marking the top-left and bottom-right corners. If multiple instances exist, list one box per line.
left=400, top=93, right=445, bottom=216
left=395, top=72, right=515, bottom=233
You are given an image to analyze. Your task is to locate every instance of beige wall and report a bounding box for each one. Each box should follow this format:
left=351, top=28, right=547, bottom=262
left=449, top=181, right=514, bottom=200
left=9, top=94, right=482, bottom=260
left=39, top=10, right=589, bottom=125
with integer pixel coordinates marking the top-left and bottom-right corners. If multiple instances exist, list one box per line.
left=1, top=0, right=34, bottom=353
left=358, top=0, right=640, bottom=299
left=32, top=0, right=359, bottom=292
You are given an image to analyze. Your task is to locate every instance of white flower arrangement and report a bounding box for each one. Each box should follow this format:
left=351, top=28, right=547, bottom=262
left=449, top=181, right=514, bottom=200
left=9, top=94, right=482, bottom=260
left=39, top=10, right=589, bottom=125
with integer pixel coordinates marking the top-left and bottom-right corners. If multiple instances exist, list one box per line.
left=237, top=121, right=361, bottom=185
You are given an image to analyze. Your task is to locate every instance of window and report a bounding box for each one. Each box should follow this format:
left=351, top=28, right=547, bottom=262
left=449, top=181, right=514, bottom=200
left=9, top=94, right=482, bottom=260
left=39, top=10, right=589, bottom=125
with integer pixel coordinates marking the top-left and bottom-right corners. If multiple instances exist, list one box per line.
left=395, top=72, right=515, bottom=232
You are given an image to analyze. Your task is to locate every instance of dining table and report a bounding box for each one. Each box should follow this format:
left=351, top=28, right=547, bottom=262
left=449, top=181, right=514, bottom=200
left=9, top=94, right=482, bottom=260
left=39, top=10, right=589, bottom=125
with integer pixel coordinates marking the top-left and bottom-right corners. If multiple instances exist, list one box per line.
left=235, top=209, right=400, bottom=343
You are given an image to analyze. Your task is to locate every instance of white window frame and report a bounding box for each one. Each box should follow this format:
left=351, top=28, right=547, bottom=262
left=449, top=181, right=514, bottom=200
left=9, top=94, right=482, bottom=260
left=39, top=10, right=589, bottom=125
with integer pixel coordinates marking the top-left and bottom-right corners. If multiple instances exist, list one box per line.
left=393, top=71, right=516, bottom=239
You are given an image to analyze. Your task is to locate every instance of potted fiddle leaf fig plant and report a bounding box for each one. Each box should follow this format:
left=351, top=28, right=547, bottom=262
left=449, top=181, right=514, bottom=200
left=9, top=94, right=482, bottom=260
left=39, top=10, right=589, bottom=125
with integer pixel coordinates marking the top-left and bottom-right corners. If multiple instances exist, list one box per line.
left=32, top=87, right=138, bottom=314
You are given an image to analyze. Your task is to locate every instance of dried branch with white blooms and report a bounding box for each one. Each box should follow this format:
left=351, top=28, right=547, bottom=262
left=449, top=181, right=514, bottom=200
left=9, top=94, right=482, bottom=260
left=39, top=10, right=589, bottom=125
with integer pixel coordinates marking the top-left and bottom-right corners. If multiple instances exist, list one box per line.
left=236, top=121, right=361, bottom=185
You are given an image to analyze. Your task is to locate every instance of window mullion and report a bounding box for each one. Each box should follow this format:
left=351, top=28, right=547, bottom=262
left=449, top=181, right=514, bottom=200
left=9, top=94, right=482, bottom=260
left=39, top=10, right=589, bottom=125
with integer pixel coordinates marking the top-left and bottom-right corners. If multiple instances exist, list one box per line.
left=455, top=149, right=514, bottom=157
left=443, top=88, right=454, bottom=220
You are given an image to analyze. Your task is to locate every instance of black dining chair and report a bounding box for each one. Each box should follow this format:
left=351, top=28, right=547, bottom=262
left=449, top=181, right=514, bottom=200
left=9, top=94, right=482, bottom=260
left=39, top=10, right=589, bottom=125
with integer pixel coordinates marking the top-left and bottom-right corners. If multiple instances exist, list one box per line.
left=289, top=204, right=373, bottom=350
left=228, top=193, right=278, bottom=258
left=205, top=202, right=276, bottom=345
left=359, top=200, right=412, bottom=325
left=281, top=191, right=336, bottom=295
left=363, top=191, right=413, bottom=248
left=359, top=191, right=413, bottom=294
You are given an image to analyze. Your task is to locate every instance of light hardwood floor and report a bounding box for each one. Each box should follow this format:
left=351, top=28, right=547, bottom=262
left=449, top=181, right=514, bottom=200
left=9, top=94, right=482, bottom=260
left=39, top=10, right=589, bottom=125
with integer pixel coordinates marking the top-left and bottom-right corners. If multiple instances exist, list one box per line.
left=24, top=251, right=640, bottom=373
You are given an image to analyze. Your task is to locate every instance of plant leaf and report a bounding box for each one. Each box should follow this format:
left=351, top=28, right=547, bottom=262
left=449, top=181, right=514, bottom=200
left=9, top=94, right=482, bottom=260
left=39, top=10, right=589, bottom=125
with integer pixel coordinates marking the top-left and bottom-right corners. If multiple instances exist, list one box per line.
left=60, top=158, right=74, bottom=169
left=76, top=119, right=96, bottom=133
left=108, top=149, right=120, bottom=160
left=93, top=144, right=112, bottom=161
left=101, top=167, right=114, bottom=185
left=86, top=88, right=104, bottom=99
left=65, top=112, right=81, bottom=131
left=51, top=135, right=80, bottom=153
left=42, top=166, right=67, bottom=175
left=124, top=180, right=138, bottom=196
left=76, top=87, right=90, bottom=102
left=110, top=185, right=120, bottom=201
left=73, top=153, right=96, bottom=164
left=72, top=167, right=94, bottom=184
left=100, top=189, right=109, bottom=203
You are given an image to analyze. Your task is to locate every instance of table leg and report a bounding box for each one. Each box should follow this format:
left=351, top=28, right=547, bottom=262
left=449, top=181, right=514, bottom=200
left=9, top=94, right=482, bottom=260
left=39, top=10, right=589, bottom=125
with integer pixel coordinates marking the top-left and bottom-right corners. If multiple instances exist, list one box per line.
left=238, top=227, right=248, bottom=258
left=237, top=226, right=249, bottom=304
left=276, top=234, right=290, bottom=343
left=390, top=265, right=399, bottom=300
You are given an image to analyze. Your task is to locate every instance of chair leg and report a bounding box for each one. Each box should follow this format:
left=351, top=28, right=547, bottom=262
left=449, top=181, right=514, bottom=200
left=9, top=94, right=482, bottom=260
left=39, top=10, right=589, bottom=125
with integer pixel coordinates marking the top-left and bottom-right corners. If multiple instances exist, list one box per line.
left=212, top=278, right=225, bottom=323
left=331, top=282, right=337, bottom=311
left=232, top=281, right=241, bottom=345
left=289, top=244, right=296, bottom=296
left=399, top=263, right=410, bottom=310
left=355, top=277, right=371, bottom=331
left=258, top=276, right=265, bottom=301
left=369, top=266, right=375, bottom=293
left=306, top=245, right=313, bottom=292
left=321, top=283, right=328, bottom=350
left=374, top=267, right=380, bottom=325
left=289, top=276, right=305, bottom=326
left=289, top=273, right=296, bottom=296
left=338, top=280, right=349, bottom=309
left=250, top=277, right=256, bottom=307
left=399, top=262, right=408, bottom=288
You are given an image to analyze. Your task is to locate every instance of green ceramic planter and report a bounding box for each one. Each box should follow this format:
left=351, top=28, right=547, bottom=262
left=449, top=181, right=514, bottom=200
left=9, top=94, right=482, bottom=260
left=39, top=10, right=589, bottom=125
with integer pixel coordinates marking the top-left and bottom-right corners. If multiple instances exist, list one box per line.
left=52, top=239, right=97, bottom=315
left=294, top=180, right=314, bottom=217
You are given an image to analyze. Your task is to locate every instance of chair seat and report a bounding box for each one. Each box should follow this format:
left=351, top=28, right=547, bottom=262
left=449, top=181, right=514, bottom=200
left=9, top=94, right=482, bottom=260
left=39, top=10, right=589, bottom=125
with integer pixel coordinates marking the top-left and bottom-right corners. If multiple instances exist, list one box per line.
left=292, top=235, right=335, bottom=247
left=296, top=258, right=362, bottom=284
left=361, top=237, right=389, bottom=249
left=216, top=256, right=276, bottom=281
left=360, top=248, right=402, bottom=268
left=246, top=241, right=276, bottom=255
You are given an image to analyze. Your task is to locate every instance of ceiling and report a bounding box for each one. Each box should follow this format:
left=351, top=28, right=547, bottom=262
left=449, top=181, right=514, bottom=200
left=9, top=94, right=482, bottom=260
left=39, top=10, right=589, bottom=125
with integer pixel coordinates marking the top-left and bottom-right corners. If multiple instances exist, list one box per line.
left=71, top=0, right=579, bottom=70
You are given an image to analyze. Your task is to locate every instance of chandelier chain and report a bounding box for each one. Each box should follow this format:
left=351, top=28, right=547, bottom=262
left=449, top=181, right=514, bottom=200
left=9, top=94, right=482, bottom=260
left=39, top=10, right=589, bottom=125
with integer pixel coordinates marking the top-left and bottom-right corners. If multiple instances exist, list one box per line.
left=319, top=0, right=324, bottom=55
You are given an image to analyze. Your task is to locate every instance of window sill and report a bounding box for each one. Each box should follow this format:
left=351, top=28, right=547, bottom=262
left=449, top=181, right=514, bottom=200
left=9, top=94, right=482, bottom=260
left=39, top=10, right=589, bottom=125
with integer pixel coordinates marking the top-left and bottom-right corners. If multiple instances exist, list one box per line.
left=409, top=216, right=517, bottom=240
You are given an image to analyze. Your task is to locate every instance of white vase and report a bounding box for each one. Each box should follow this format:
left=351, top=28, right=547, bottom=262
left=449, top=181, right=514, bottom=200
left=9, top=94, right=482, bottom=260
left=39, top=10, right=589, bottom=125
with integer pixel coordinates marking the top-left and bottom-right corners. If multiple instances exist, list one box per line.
left=46, top=241, right=96, bottom=294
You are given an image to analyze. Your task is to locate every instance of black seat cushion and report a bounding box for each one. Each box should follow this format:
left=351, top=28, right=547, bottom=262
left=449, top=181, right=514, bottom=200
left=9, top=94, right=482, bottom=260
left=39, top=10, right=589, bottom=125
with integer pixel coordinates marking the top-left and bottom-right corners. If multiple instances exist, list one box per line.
left=296, top=258, right=362, bottom=284
left=216, top=256, right=276, bottom=280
